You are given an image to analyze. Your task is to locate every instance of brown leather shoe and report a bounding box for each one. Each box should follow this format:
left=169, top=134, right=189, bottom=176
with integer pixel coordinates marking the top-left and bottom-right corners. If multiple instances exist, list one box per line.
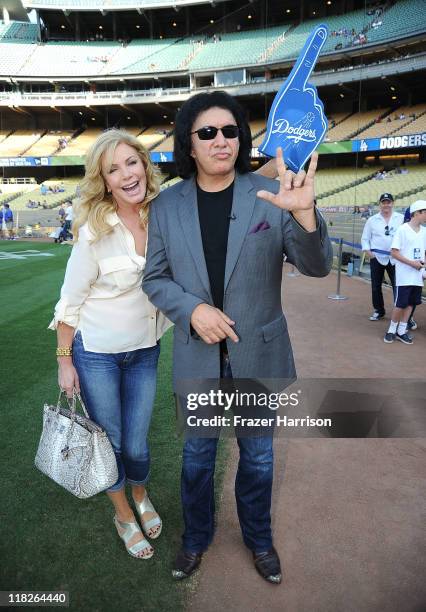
left=253, top=547, right=282, bottom=584
left=172, top=549, right=203, bottom=580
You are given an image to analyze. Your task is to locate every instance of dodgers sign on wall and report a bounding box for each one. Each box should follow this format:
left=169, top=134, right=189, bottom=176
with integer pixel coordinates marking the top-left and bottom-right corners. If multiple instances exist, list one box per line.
left=259, top=25, right=329, bottom=173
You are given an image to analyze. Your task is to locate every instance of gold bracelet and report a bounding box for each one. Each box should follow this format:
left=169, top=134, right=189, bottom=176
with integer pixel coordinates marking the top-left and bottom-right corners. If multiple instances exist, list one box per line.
left=56, top=346, right=73, bottom=357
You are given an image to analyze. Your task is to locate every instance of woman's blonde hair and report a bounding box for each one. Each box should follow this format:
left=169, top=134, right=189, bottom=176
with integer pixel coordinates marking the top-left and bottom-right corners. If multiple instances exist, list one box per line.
left=73, top=128, right=161, bottom=241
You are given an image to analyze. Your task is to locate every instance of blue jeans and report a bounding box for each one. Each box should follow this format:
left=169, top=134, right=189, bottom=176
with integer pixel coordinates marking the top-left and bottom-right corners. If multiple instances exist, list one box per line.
left=72, top=331, right=160, bottom=492
left=181, top=354, right=274, bottom=553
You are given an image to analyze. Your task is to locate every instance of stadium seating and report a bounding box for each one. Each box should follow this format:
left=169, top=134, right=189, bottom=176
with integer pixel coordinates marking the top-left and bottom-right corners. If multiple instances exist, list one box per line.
left=20, top=41, right=120, bottom=77
left=120, top=127, right=143, bottom=138
left=8, top=178, right=80, bottom=210
left=318, top=164, right=426, bottom=207
left=274, top=9, right=368, bottom=60
left=0, top=131, right=45, bottom=157
left=1, top=2, right=425, bottom=78
left=388, top=104, right=426, bottom=136
left=328, top=113, right=352, bottom=127
left=0, top=130, right=12, bottom=144
left=249, top=119, right=266, bottom=137
left=109, top=39, right=193, bottom=74
left=0, top=42, right=38, bottom=77
left=190, top=26, right=290, bottom=71
left=24, top=131, right=75, bottom=157
left=0, top=21, right=38, bottom=42
left=251, top=119, right=268, bottom=147
left=250, top=106, right=425, bottom=144
left=21, top=0, right=202, bottom=7
left=152, top=135, right=174, bottom=153
left=0, top=182, right=33, bottom=206
left=1, top=184, right=39, bottom=208
left=323, top=113, right=352, bottom=139
left=365, top=0, right=426, bottom=45
left=137, top=126, right=173, bottom=150
left=56, top=129, right=102, bottom=156
left=252, top=132, right=268, bottom=147
left=315, top=167, right=377, bottom=198
left=326, top=109, right=389, bottom=141
left=356, top=104, right=426, bottom=139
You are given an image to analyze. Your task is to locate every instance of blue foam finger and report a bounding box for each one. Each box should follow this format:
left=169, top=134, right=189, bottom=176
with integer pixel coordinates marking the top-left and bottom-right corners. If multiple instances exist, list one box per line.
left=259, top=24, right=329, bottom=173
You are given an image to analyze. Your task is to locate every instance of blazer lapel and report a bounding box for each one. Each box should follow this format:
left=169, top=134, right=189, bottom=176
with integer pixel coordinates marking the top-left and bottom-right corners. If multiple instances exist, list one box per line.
left=177, top=177, right=212, bottom=299
left=224, top=172, right=256, bottom=291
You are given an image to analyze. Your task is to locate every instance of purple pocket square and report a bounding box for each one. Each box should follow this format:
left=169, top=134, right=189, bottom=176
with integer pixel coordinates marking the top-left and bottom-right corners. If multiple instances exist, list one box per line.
left=249, top=221, right=271, bottom=234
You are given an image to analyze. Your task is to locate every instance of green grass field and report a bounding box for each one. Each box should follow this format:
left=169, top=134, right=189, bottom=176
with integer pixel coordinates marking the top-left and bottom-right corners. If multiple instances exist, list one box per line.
left=0, top=240, right=227, bottom=612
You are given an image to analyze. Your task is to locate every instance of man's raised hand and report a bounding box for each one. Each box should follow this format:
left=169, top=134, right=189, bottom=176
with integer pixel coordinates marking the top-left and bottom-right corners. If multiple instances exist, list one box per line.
left=190, top=304, right=239, bottom=345
left=256, top=147, right=317, bottom=213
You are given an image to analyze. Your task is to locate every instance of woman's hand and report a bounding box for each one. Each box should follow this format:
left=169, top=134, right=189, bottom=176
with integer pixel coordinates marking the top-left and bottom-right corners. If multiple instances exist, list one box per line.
left=58, top=357, right=80, bottom=398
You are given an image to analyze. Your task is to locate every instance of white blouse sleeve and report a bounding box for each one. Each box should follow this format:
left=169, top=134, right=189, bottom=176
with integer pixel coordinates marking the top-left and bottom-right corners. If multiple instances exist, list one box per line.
left=48, top=229, right=99, bottom=330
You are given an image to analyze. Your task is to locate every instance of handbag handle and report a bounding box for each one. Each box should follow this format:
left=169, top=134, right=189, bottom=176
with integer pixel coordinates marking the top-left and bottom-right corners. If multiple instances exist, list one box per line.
left=56, top=389, right=90, bottom=419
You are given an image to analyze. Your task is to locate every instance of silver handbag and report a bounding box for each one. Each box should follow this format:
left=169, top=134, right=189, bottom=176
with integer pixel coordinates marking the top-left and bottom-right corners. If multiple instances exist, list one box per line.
left=35, top=390, right=118, bottom=499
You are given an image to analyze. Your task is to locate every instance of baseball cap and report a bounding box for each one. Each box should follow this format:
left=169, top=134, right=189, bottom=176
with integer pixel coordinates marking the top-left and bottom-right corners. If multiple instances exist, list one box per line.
left=410, top=200, right=426, bottom=214
left=379, top=193, right=394, bottom=202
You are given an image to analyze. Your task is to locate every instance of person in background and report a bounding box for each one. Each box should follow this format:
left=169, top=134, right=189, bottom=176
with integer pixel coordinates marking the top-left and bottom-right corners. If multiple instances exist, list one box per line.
left=58, top=203, right=66, bottom=226
left=361, top=193, right=404, bottom=321
left=2, top=203, right=15, bottom=240
left=403, top=204, right=421, bottom=332
left=0, top=204, right=6, bottom=239
left=384, top=201, right=426, bottom=344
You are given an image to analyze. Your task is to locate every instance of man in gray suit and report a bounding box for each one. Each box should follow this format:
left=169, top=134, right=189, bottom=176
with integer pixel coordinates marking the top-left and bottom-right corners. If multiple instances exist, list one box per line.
left=143, top=91, right=332, bottom=584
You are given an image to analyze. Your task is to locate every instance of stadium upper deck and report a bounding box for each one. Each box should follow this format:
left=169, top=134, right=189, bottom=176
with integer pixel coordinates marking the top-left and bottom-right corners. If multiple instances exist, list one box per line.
left=0, top=0, right=425, bottom=188
left=21, top=0, right=231, bottom=10
left=0, top=0, right=425, bottom=78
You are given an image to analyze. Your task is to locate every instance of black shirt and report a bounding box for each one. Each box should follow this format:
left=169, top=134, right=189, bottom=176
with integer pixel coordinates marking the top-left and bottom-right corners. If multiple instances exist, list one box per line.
left=197, top=181, right=234, bottom=310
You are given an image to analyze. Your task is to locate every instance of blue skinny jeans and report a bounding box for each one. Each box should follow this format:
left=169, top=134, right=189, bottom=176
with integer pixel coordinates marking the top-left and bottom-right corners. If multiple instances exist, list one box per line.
left=72, top=331, right=160, bottom=492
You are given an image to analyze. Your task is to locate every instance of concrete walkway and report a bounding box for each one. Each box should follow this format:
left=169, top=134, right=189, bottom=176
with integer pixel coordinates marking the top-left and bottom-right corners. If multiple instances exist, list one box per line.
left=188, top=267, right=426, bottom=612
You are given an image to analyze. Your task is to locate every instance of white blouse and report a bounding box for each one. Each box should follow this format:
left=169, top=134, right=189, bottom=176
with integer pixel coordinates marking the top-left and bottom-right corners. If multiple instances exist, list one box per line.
left=49, top=211, right=172, bottom=353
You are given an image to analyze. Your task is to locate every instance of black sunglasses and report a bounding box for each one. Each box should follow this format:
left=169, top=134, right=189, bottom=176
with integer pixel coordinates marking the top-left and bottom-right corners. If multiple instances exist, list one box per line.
left=384, top=225, right=390, bottom=236
left=191, top=125, right=239, bottom=140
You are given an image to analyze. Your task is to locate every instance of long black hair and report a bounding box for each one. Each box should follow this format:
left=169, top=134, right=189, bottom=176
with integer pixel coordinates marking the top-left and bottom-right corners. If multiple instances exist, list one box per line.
left=173, top=91, right=252, bottom=179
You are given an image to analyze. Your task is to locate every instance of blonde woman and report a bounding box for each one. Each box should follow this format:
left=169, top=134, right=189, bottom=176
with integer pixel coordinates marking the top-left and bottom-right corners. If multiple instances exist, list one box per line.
left=49, top=129, right=170, bottom=559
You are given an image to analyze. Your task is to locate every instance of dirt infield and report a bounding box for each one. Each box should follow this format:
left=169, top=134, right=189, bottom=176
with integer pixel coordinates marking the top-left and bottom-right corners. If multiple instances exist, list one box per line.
left=187, top=266, right=426, bottom=612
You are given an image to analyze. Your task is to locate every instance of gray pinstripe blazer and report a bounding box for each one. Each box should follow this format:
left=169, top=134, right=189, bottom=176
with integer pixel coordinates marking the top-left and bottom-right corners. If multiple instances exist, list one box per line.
left=143, top=171, right=332, bottom=389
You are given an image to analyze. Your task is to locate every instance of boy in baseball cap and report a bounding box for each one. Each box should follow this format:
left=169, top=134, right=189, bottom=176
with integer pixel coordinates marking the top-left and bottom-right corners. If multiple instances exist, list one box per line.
left=384, top=201, right=426, bottom=344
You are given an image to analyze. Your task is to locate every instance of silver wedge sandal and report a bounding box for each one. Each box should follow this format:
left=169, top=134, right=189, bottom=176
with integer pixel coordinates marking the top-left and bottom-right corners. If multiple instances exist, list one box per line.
left=113, top=516, right=154, bottom=559
left=134, top=493, right=162, bottom=540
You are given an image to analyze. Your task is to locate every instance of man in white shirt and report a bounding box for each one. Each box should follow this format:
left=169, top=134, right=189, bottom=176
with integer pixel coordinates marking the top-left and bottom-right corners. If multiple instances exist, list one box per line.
left=361, top=193, right=404, bottom=320
left=384, top=200, right=426, bottom=344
